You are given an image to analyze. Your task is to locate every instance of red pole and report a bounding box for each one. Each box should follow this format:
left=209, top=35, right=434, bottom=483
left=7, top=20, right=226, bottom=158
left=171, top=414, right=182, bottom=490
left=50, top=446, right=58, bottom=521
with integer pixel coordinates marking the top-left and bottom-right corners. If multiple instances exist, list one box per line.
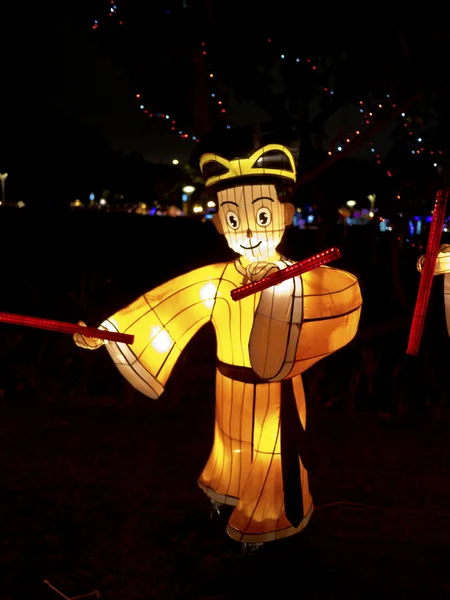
left=406, top=189, right=448, bottom=355
left=0, top=313, right=134, bottom=344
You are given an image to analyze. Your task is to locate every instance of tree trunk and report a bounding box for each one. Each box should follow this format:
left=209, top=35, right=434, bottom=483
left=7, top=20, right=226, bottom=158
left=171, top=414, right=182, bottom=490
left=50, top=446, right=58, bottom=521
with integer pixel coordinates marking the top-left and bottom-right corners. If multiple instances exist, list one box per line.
left=190, top=51, right=213, bottom=136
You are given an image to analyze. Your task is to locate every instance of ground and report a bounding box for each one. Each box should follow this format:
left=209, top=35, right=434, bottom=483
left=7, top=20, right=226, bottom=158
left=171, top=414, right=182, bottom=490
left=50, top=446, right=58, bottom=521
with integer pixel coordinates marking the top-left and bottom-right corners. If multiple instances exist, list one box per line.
left=1, top=386, right=450, bottom=600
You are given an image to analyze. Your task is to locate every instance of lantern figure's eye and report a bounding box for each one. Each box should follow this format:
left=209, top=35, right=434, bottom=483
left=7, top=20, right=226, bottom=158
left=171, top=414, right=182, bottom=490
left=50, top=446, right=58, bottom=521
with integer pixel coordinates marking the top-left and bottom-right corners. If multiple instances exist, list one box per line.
left=226, top=210, right=240, bottom=230
left=256, top=207, right=272, bottom=227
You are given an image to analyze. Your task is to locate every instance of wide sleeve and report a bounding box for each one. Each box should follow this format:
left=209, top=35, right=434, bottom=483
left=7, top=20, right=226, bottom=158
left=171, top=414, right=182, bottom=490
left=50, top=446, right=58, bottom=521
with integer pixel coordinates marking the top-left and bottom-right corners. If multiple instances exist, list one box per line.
left=101, top=263, right=227, bottom=399
left=288, top=265, right=362, bottom=376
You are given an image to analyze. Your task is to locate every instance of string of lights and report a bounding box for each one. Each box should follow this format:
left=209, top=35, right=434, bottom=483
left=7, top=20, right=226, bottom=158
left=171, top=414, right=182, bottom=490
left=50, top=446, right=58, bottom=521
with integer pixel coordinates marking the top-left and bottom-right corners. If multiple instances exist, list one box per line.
left=202, top=41, right=232, bottom=131
left=90, top=13, right=447, bottom=173
left=92, top=0, right=123, bottom=29
left=134, top=91, right=199, bottom=142
left=131, top=38, right=233, bottom=142
left=91, top=2, right=203, bottom=142
left=267, top=36, right=444, bottom=176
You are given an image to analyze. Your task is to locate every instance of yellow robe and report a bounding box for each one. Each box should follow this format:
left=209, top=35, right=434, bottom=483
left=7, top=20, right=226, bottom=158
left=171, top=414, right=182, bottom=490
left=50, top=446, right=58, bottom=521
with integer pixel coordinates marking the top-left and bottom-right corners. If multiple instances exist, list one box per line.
left=100, top=259, right=362, bottom=543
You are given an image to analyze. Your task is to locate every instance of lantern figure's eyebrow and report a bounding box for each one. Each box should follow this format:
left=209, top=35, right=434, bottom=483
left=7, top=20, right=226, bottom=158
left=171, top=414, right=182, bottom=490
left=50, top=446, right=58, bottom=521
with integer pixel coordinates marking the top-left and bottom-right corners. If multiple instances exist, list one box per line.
left=252, top=196, right=274, bottom=204
left=220, top=200, right=239, bottom=207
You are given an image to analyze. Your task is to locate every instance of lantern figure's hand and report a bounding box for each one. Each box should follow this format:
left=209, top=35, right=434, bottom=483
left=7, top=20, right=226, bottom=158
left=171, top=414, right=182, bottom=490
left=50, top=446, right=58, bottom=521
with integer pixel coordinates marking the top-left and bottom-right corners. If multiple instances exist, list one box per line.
left=246, top=261, right=280, bottom=283
left=73, top=320, right=105, bottom=350
left=417, top=244, right=450, bottom=274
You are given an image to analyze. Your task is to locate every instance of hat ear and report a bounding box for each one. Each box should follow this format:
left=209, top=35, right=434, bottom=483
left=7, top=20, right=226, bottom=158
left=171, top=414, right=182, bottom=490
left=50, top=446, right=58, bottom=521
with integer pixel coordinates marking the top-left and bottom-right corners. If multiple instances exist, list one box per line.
left=212, top=212, right=224, bottom=235
left=284, top=202, right=295, bottom=225
left=251, top=147, right=295, bottom=175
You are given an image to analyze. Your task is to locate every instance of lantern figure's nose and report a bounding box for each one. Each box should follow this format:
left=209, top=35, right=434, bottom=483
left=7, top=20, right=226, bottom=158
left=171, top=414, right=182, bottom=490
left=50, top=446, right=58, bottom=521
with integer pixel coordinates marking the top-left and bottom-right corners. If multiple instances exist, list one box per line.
left=246, top=228, right=253, bottom=238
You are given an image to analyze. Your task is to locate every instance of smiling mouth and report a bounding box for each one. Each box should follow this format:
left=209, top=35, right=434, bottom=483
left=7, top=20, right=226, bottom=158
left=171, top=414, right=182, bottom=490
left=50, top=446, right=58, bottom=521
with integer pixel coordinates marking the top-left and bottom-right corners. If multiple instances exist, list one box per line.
left=240, top=241, right=262, bottom=250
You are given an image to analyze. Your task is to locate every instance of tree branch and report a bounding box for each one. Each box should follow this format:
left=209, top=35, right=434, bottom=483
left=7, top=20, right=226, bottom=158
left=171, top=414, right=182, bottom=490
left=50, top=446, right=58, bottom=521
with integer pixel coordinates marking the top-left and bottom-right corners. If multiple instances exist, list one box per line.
left=293, top=91, right=424, bottom=191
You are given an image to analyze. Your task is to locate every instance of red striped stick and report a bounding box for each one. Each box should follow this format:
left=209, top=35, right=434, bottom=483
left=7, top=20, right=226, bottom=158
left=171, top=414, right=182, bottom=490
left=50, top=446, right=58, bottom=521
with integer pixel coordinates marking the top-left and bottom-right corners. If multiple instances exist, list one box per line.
left=0, top=312, right=134, bottom=344
left=231, top=247, right=341, bottom=302
left=406, top=189, right=448, bottom=355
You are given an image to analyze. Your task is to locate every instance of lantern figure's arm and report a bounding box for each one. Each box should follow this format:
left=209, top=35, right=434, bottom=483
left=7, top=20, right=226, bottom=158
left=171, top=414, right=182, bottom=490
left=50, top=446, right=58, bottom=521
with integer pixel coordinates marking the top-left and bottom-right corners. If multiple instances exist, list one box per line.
left=231, top=247, right=341, bottom=301
left=445, top=273, right=450, bottom=337
left=246, top=256, right=363, bottom=381
left=406, top=190, right=448, bottom=356
left=281, top=264, right=363, bottom=377
left=417, top=245, right=450, bottom=336
left=81, top=263, right=229, bottom=400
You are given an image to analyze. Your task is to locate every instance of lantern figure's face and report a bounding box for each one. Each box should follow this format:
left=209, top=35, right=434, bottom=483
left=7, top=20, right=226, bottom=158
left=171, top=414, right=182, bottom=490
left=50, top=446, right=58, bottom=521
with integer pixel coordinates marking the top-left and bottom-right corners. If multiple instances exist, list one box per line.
left=215, top=184, right=293, bottom=262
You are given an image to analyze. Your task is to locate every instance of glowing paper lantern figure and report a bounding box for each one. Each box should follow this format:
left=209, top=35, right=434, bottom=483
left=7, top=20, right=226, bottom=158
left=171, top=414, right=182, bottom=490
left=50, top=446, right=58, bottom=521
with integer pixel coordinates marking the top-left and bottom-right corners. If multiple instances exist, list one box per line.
left=74, top=143, right=362, bottom=543
left=417, top=244, right=450, bottom=337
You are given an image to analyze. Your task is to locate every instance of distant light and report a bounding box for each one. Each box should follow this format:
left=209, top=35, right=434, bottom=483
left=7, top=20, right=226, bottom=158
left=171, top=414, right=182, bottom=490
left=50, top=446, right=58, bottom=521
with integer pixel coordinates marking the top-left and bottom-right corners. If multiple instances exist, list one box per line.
left=346, top=200, right=357, bottom=208
left=207, top=200, right=216, bottom=208
left=182, top=193, right=188, bottom=202
left=433, top=163, right=438, bottom=167
left=182, top=185, right=195, bottom=194
left=401, top=112, right=405, bottom=117
left=165, top=115, right=170, bottom=119
left=211, top=93, right=215, bottom=97
left=89, top=193, right=95, bottom=201
left=99, top=198, right=107, bottom=206
left=337, top=146, right=343, bottom=151
left=140, top=104, right=144, bottom=109
left=226, top=125, right=231, bottom=129
left=172, top=159, right=179, bottom=165
left=369, top=211, right=374, bottom=218
left=296, top=58, right=300, bottom=62
left=281, top=54, right=285, bottom=59
left=192, top=136, right=197, bottom=140
left=418, top=137, right=422, bottom=142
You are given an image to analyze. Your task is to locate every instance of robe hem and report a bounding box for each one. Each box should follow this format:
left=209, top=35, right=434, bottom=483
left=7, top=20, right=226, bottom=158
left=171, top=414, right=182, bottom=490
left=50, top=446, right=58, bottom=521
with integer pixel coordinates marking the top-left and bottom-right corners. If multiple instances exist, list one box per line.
left=197, top=480, right=239, bottom=507
left=226, top=502, right=314, bottom=543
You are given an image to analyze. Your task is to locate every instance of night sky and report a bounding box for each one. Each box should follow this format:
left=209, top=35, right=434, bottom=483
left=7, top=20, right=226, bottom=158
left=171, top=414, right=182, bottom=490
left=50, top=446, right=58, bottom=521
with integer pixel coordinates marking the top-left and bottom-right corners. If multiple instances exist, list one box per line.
left=3, top=3, right=450, bottom=166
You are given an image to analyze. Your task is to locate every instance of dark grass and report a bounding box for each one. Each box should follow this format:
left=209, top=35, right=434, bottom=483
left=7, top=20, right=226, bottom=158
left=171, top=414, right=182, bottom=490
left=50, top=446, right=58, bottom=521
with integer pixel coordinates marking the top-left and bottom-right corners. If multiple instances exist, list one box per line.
left=2, top=388, right=450, bottom=599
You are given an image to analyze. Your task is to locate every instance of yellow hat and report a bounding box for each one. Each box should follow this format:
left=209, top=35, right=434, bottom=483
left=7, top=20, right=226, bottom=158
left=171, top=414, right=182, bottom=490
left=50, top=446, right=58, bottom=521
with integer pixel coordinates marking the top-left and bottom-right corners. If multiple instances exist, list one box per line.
left=199, top=143, right=296, bottom=190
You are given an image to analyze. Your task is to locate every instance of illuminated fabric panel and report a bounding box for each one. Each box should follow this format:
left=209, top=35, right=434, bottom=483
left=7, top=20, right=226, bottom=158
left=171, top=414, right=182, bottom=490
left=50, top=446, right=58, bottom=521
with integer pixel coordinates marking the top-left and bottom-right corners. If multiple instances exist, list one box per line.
left=101, top=263, right=229, bottom=399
